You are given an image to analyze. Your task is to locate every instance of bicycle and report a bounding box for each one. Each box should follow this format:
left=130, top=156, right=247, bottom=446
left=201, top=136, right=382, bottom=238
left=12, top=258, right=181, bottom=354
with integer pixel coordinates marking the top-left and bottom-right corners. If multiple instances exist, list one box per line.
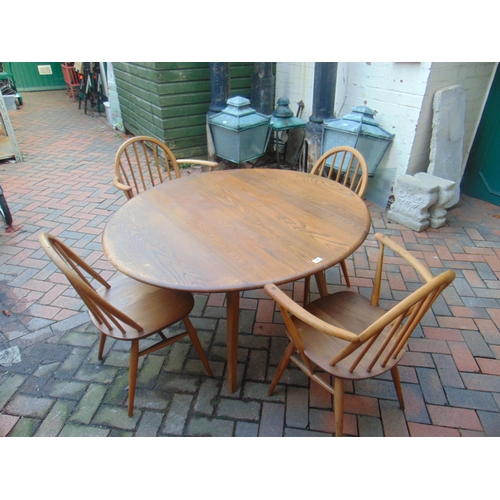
left=0, top=185, right=13, bottom=226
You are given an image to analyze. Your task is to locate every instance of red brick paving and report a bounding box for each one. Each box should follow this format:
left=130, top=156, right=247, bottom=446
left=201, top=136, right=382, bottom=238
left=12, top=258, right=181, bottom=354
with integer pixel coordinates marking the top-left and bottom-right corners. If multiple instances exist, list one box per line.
left=408, top=422, right=461, bottom=437
left=0, top=90, right=500, bottom=437
left=427, top=405, right=483, bottom=431
left=448, top=342, right=481, bottom=372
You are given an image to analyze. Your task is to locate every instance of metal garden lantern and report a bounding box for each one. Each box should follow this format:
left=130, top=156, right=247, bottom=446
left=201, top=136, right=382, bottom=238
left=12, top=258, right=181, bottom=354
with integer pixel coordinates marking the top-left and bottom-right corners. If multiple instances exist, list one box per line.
left=269, top=97, right=307, bottom=169
left=208, top=96, right=271, bottom=164
left=322, top=105, right=394, bottom=176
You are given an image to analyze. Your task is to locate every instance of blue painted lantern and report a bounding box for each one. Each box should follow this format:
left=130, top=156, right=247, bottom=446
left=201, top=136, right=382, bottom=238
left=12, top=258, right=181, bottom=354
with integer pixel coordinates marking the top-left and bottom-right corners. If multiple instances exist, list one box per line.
left=322, top=106, right=394, bottom=176
left=269, top=97, right=307, bottom=168
left=208, top=96, right=271, bottom=164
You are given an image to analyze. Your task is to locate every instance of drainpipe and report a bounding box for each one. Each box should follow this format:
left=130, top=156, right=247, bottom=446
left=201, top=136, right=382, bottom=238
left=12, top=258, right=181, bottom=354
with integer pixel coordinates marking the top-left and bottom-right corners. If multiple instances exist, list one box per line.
left=207, top=63, right=231, bottom=159
left=305, top=62, right=337, bottom=170
left=251, top=63, right=275, bottom=116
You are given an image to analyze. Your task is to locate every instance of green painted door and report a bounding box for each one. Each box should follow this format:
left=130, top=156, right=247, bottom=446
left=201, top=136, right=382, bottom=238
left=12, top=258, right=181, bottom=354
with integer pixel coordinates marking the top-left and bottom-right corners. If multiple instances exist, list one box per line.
left=462, top=65, right=500, bottom=205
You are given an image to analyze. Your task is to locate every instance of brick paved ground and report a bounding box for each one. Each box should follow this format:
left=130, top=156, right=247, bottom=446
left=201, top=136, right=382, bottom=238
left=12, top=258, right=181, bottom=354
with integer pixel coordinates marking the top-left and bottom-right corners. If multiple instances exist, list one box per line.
left=1, top=90, right=500, bottom=437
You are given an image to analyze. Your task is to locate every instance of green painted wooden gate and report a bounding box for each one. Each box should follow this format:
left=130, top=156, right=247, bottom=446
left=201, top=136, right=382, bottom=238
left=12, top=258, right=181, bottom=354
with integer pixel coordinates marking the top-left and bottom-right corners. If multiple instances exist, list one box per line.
left=462, top=65, right=500, bottom=206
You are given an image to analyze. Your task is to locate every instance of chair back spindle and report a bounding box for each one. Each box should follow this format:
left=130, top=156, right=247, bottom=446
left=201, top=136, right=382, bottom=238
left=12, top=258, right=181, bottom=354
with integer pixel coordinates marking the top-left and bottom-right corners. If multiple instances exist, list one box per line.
left=310, top=146, right=369, bottom=198
left=39, top=232, right=143, bottom=334
left=114, top=136, right=181, bottom=199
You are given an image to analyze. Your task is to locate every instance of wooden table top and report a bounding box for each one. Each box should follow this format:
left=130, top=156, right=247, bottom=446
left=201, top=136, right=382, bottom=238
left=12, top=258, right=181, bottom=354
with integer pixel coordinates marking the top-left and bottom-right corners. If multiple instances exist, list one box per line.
left=103, top=168, right=371, bottom=293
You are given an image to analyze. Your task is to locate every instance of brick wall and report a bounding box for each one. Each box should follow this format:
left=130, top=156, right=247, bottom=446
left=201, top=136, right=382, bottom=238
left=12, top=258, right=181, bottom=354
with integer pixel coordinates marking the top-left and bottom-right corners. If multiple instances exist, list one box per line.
left=275, top=62, right=315, bottom=119
left=336, top=62, right=431, bottom=177
left=276, top=62, right=496, bottom=181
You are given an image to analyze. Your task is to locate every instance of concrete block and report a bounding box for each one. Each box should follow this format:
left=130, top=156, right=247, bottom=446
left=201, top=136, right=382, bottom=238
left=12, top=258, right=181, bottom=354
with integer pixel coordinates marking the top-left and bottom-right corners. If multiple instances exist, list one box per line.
left=387, top=174, right=438, bottom=231
left=414, top=172, right=456, bottom=228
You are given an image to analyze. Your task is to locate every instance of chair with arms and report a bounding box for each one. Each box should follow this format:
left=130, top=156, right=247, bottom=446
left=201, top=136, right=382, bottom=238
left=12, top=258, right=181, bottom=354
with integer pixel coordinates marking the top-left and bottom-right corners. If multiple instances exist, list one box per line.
left=39, top=232, right=213, bottom=417
left=265, top=232, right=455, bottom=436
left=113, top=136, right=218, bottom=201
left=61, top=63, right=81, bottom=102
left=303, top=145, right=369, bottom=306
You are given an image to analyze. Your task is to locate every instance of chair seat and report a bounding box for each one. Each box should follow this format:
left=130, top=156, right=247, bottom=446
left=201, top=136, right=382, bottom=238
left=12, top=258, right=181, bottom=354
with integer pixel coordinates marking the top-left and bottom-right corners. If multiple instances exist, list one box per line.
left=295, top=291, right=406, bottom=380
left=92, top=272, right=195, bottom=341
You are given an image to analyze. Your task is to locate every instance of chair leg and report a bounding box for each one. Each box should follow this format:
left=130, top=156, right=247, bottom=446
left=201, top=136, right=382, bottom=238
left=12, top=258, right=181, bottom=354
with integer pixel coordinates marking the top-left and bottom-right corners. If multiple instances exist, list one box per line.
left=98, top=333, right=107, bottom=360
left=128, top=339, right=139, bottom=417
left=303, top=276, right=311, bottom=307
left=334, top=377, right=344, bottom=437
left=391, top=366, right=405, bottom=410
left=268, top=341, right=295, bottom=396
left=340, top=260, right=351, bottom=287
left=183, top=317, right=213, bottom=376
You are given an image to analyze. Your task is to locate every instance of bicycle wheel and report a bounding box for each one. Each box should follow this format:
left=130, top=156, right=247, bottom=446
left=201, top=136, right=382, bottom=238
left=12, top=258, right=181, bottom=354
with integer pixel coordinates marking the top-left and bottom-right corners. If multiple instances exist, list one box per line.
left=0, top=193, right=13, bottom=226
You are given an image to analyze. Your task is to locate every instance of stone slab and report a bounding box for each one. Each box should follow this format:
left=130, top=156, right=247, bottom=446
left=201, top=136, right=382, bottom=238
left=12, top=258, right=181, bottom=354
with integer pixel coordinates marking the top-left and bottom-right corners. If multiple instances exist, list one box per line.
left=428, top=85, right=466, bottom=207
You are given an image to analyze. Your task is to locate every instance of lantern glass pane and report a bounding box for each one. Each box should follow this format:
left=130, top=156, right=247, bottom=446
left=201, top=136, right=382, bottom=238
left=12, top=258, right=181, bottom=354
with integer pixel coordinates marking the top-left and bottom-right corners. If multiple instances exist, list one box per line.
left=210, top=124, right=270, bottom=163
left=356, top=136, right=390, bottom=175
left=321, top=129, right=357, bottom=157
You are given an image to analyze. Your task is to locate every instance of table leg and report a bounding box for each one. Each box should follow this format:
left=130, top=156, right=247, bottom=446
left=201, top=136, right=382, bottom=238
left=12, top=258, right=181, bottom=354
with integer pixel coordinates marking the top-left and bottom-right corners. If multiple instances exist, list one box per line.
left=314, top=270, right=328, bottom=297
left=226, top=290, right=240, bottom=393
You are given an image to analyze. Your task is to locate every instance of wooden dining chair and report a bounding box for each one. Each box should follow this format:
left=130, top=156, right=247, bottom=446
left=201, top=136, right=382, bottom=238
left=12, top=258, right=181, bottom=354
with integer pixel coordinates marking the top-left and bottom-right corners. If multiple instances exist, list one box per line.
left=61, top=63, right=81, bottom=102
left=303, top=146, right=369, bottom=305
left=39, top=232, right=213, bottom=417
left=265, top=232, right=455, bottom=437
left=113, top=136, right=218, bottom=200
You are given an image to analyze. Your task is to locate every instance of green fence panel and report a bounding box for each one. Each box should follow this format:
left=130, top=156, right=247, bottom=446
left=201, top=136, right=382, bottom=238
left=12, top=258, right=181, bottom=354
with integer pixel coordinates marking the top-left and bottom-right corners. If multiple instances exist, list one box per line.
left=3, top=63, right=66, bottom=91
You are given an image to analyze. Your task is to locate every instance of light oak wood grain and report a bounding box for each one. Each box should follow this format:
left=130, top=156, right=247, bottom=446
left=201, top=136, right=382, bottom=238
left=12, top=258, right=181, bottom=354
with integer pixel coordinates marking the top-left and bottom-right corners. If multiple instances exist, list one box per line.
left=265, top=233, right=456, bottom=436
left=103, top=168, right=371, bottom=392
left=39, top=232, right=212, bottom=417
left=304, top=146, right=370, bottom=304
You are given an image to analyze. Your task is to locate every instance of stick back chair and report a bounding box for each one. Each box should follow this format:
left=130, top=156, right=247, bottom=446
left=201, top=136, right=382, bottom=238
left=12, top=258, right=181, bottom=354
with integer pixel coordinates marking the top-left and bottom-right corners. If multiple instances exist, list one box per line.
left=113, top=136, right=218, bottom=200
left=61, top=63, right=81, bottom=102
left=39, top=232, right=213, bottom=417
left=303, top=146, right=369, bottom=305
left=265, top=233, right=455, bottom=437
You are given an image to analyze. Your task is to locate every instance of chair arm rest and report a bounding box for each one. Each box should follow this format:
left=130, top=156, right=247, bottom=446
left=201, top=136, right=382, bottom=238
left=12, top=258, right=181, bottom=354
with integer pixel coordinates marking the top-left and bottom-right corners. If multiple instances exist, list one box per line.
left=264, top=284, right=359, bottom=343
left=113, top=177, right=132, bottom=193
left=374, top=233, right=434, bottom=282
left=177, top=159, right=219, bottom=171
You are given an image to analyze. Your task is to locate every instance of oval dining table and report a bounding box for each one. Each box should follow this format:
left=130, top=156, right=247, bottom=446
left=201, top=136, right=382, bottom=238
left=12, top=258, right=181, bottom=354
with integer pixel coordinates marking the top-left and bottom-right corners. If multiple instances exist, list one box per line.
left=102, top=168, right=372, bottom=393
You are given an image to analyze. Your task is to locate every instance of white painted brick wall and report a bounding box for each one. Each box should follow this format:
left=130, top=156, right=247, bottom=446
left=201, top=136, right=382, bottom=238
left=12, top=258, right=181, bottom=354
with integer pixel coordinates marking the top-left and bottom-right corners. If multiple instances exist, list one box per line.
left=335, top=62, right=431, bottom=177
left=275, top=62, right=314, bottom=119
left=276, top=62, right=496, bottom=183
